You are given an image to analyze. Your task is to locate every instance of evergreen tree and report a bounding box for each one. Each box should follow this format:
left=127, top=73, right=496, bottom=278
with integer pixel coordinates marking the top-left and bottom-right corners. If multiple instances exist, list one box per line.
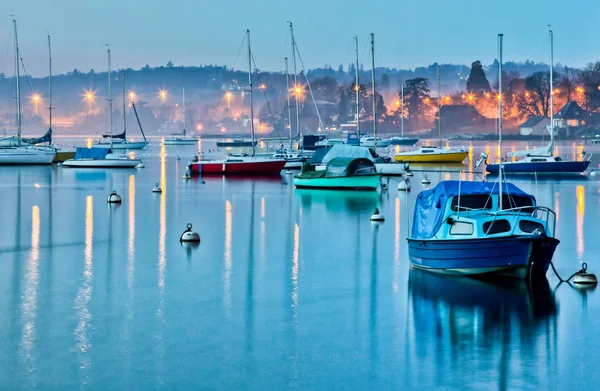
left=337, top=90, right=348, bottom=123
left=466, top=60, right=491, bottom=92
left=402, top=78, right=430, bottom=120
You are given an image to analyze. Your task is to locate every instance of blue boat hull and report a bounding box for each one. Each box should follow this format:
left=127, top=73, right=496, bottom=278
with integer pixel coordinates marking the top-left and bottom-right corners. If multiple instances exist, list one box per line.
left=486, top=160, right=590, bottom=174
left=408, top=235, right=559, bottom=279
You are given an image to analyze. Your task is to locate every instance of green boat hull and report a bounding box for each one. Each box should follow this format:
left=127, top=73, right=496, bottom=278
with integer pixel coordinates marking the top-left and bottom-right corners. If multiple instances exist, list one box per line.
left=293, top=173, right=381, bottom=190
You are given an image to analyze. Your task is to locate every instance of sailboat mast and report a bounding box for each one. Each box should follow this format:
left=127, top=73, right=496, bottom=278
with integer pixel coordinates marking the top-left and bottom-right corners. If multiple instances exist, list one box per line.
left=122, top=72, right=127, bottom=138
left=48, top=33, right=52, bottom=142
left=289, top=22, right=300, bottom=140
left=370, top=33, right=377, bottom=149
left=354, top=36, right=361, bottom=141
left=498, top=33, right=504, bottom=209
left=437, top=64, right=441, bottom=147
left=106, top=45, right=113, bottom=148
left=13, top=19, right=21, bottom=143
left=401, top=81, right=404, bottom=137
left=285, top=57, right=293, bottom=150
left=549, top=28, right=554, bottom=147
left=183, top=87, right=186, bottom=137
left=247, top=30, right=255, bottom=157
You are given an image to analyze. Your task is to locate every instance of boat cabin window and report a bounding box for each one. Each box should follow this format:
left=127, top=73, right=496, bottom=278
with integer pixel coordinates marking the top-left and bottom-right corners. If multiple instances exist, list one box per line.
left=554, top=156, right=562, bottom=161
left=531, top=158, right=547, bottom=162
left=501, top=195, right=534, bottom=212
left=422, top=149, right=435, bottom=153
left=449, top=221, right=474, bottom=235
left=519, top=220, right=545, bottom=235
left=450, top=195, right=492, bottom=211
left=483, top=219, right=511, bottom=235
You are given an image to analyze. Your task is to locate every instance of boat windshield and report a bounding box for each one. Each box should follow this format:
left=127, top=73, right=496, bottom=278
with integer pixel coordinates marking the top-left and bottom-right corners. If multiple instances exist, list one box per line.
left=501, top=195, right=534, bottom=212
left=450, top=195, right=492, bottom=211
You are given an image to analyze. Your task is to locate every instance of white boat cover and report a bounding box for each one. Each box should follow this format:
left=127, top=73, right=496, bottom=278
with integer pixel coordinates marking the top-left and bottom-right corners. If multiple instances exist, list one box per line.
left=321, top=144, right=374, bottom=164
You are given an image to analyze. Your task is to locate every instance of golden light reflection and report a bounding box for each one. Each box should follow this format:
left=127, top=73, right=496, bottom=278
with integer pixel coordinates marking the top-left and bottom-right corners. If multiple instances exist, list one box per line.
left=158, top=158, right=166, bottom=296
left=224, top=200, right=232, bottom=316
left=75, top=196, right=93, bottom=374
left=393, top=198, right=401, bottom=293
left=445, top=173, right=450, bottom=180
left=576, top=186, right=584, bottom=260
left=86, top=138, right=93, bottom=148
left=468, top=143, right=473, bottom=180
left=20, top=205, right=40, bottom=370
left=127, top=175, right=135, bottom=289
left=292, top=223, right=299, bottom=313
left=260, top=197, right=266, bottom=262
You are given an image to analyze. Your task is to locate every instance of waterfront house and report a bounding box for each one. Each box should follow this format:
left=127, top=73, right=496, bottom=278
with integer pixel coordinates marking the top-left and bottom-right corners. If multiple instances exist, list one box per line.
left=519, top=116, right=550, bottom=136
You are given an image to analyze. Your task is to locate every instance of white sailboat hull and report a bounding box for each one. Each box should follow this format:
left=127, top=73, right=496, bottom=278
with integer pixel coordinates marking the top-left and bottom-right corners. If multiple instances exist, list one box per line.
left=0, top=147, right=56, bottom=165
left=93, top=141, right=148, bottom=150
left=61, top=158, right=140, bottom=168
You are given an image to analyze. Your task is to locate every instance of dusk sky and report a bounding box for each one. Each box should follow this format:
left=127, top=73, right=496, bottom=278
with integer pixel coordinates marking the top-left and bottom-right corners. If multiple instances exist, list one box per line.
left=2, top=0, right=600, bottom=76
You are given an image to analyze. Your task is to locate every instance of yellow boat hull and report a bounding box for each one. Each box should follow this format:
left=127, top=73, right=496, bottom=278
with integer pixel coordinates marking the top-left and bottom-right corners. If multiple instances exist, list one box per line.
left=394, top=151, right=468, bottom=163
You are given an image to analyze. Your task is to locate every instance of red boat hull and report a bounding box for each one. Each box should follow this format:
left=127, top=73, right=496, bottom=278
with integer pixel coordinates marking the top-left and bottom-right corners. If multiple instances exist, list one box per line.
left=190, top=159, right=286, bottom=175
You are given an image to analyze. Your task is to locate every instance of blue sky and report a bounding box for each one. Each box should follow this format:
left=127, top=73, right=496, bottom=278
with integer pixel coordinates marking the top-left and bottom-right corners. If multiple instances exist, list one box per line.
left=2, top=0, right=600, bottom=76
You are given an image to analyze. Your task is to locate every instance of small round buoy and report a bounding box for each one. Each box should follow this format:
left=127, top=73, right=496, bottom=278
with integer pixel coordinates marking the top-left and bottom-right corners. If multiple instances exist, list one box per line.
left=286, top=169, right=292, bottom=175
left=136, top=162, right=145, bottom=169
left=107, top=190, right=122, bottom=203
left=590, top=170, right=596, bottom=176
left=370, top=208, right=385, bottom=221
left=422, top=175, right=431, bottom=185
left=381, top=182, right=388, bottom=192
left=201, top=180, right=206, bottom=184
left=573, top=263, right=598, bottom=284
left=176, top=156, right=181, bottom=160
left=180, top=223, right=201, bottom=243
left=182, top=170, right=191, bottom=180
left=405, top=171, right=414, bottom=177
left=152, top=183, right=162, bottom=193
left=398, top=180, right=410, bottom=191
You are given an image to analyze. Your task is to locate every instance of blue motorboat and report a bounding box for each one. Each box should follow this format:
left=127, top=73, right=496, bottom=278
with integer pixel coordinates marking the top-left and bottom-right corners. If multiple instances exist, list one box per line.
left=407, top=181, right=559, bottom=279
left=486, top=154, right=591, bottom=175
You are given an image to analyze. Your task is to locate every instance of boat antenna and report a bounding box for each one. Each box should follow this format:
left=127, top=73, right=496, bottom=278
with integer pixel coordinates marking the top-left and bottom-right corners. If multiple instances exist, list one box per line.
left=288, top=22, right=300, bottom=140
left=437, top=64, right=441, bottom=147
left=247, top=29, right=255, bottom=157
left=122, top=72, right=127, bottom=139
left=370, top=33, right=377, bottom=149
left=183, top=87, right=186, bottom=137
left=354, top=36, right=361, bottom=143
left=549, top=26, right=554, bottom=154
left=498, top=33, right=503, bottom=210
left=13, top=18, right=21, bottom=144
left=106, top=44, right=113, bottom=149
left=47, top=32, right=52, bottom=144
left=284, top=57, right=293, bottom=150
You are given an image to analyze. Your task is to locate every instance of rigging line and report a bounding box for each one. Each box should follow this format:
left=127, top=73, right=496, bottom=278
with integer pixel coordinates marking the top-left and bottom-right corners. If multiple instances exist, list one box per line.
left=250, top=52, right=281, bottom=140
left=231, top=33, right=247, bottom=71
left=20, top=56, right=47, bottom=124
left=0, top=24, right=12, bottom=79
left=342, top=39, right=352, bottom=68
left=293, top=40, right=324, bottom=131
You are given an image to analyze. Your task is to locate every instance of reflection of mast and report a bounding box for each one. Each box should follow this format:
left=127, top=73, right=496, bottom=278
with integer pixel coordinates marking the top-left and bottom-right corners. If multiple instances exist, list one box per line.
left=245, top=183, right=256, bottom=352
left=369, top=223, right=379, bottom=369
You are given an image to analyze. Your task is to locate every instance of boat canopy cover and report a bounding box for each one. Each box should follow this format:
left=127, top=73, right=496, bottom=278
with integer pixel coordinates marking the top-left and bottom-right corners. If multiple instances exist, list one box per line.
left=411, top=180, right=535, bottom=240
left=321, top=144, right=374, bottom=164
left=74, top=147, right=109, bottom=160
left=308, top=147, right=331, bottom=164
left=102, top=131, right=126, bottom=139
left=22, top=128, right=52, bottom=145
left=325, top=157, right=375, bottom=178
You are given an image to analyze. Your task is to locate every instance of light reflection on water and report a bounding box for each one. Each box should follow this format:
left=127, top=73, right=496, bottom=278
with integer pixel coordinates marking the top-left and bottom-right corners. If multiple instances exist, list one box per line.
left=0, top=140, right=599, bottom=389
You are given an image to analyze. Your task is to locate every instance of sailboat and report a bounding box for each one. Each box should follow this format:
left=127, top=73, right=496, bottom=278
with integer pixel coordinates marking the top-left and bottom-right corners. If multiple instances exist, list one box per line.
left=93, top=50, right=148, bottom=150
left=407, top=34, right=559, bottom=280
left=189, top=30, right=286, bottom=175
left=394, top=65, right=468, bottom=163
left=486, top=29, right=590, bottom=176
left=0, top=18, right=55, bottom=165
left=164, top=88, right=198, bottom=145
left=63, top=47, right=141, bottom=168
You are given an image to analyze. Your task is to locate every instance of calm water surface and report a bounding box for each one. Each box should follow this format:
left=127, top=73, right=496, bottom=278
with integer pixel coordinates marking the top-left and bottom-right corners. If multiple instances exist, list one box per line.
left=0, top=140, right=599, bottom=390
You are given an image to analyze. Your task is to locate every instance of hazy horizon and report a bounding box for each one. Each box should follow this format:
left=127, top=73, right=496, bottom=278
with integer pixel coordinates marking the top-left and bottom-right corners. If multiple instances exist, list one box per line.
left=2, top=0, right=600, bottom=77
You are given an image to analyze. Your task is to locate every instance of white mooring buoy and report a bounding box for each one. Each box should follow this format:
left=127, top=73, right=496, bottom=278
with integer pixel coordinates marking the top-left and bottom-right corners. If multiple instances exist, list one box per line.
left=286, top=169, right=292, bottom=175
left=590, top=170, right=596, bottom=176
left=152, top=183, right=162, bottom=193
left=370, top=208, right=385, bottom=221
left=422, top=175, right=431, bottom=185
left=107, top=190, right=122, bottom=203
left=398, top=180, right=411, bottom=191
left=183, top=169, right=191, bottom=180
left=381, top=182, right=388, bottom=192
left=573, top=263, right=598, bottom=285
left=405, top=170, right=414, bottom=177
left=136, top=162, right=145, bottom=169
left=180, top=223, right=201, bottom=243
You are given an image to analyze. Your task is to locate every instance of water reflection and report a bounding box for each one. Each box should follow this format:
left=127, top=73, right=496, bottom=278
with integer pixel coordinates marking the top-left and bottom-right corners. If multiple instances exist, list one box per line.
left=408, top=271, right=557, bottom=389
left=127, top=175, right=135, bottom=289
left=74, top=196, right=94, bottom=385
left=19, top=205, right=40, bottom=378
left=296, top=189, right=378, bottom=212
left=223, top=200, right=232, bottom=316
left=576, top=186, right=584, bottom=261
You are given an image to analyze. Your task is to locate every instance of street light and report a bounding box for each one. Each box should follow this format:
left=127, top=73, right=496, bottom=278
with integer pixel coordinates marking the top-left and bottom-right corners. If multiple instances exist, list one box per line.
left=159, top=89, right=168, bottom=103
left=225, top=91, right=232, bottom=109
left=129, top=91, right=136, bottom=102
left=31, top=94, right=40, bottom=115
left=84, top=90, right=95, bottom=112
